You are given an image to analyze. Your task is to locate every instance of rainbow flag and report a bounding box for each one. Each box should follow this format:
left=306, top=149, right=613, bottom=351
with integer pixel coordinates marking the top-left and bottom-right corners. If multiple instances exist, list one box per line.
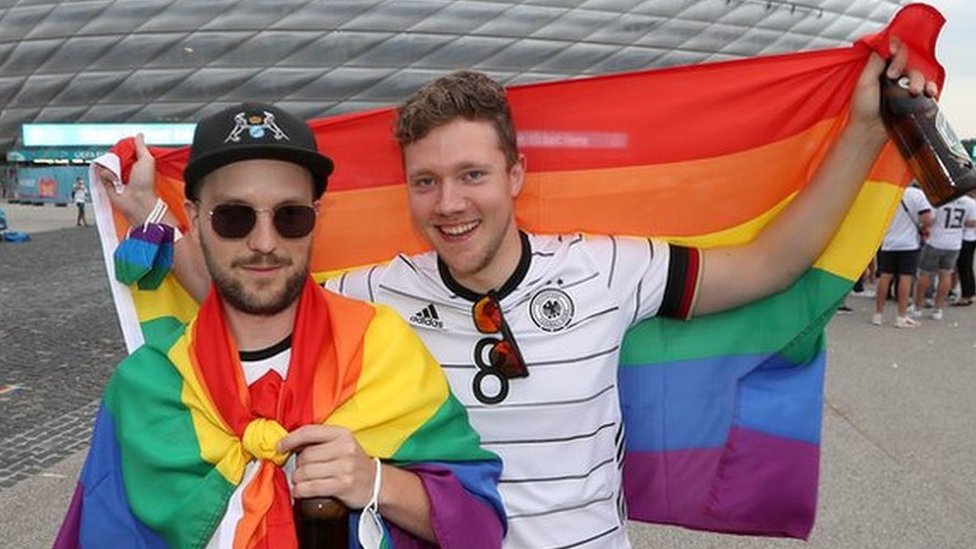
left=86, top=3, right=944, bottom=540
left=55, top=279, right=505, bottom=548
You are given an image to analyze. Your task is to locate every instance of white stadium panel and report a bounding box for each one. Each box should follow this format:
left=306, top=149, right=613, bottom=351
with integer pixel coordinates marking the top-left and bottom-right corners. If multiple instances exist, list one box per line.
left=0, top=0, right=904, bottom=150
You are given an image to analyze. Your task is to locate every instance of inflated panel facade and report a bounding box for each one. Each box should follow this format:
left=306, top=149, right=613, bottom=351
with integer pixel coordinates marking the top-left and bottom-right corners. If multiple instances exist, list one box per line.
left=0, top=0, right=903, bottom=150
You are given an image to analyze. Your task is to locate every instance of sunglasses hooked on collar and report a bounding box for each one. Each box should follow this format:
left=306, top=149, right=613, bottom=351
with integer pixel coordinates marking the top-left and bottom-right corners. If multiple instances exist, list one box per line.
left=470, top=292, right=528, bottom=404
left=206, top=202, right=318, bottom=239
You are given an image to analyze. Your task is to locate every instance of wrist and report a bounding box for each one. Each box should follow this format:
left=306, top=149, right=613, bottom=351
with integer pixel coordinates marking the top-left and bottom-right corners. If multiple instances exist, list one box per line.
left=843, top=118, right=888, bottom=154
left=123, top=195, right=161, bottom=226
left=124, top=203, right=153, bottom=226
left=130, top=198, right=183, bottom=241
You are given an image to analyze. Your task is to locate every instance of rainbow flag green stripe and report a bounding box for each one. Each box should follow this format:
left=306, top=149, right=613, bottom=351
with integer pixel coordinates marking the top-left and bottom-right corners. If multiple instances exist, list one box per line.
left=623, top=267, right=850, bottom=364
left=105, top=337, right=234, bottom=548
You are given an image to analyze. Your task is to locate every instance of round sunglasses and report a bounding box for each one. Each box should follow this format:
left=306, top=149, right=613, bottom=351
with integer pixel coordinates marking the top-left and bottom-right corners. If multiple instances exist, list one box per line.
left=207, top=203, right=317, bottom=239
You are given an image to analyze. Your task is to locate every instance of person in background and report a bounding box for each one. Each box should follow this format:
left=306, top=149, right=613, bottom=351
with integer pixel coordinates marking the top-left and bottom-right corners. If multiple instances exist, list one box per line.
left=951, top=191, right=976, bottom=307
left=72, top=177, right=88, bottom=227
left=872, top=183, right=932, bottom=327
left=911, top=195, right=976, bottom=320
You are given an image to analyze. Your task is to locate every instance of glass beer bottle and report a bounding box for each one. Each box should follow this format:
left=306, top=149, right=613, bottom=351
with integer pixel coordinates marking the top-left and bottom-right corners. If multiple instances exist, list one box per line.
left=880, top=74, right=976, bottom=207
left=294, top=497, right=349, bottom=548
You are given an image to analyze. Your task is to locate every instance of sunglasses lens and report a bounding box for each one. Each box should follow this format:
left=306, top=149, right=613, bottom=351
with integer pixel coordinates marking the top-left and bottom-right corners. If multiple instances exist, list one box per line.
left=273, top=205, right=317, bottom=238
left=473, top=296, right=503, bottom=333
left=210, top=204, right=256, bottom=238
left=489, top=340, right=527, bottom=378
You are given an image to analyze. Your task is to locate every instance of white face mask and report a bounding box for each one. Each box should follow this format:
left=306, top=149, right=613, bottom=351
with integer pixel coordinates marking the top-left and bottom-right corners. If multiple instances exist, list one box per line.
left=357, top=507, right=384, bottom=549
left=357, top=457, right=384, bottom=549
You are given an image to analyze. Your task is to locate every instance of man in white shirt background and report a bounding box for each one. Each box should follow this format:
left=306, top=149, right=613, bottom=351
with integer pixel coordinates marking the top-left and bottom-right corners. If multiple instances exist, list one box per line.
left=951, top=192, right=976, bottom=307
left=872, top=184, right=932, bottom=328
left=71, top=177, right=89, bottom=227
left=912, top=195, right=976, bottom=320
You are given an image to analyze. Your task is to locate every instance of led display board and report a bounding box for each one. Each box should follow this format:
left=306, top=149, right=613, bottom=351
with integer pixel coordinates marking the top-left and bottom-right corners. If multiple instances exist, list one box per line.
left=22, top=124, right=195, bottom=147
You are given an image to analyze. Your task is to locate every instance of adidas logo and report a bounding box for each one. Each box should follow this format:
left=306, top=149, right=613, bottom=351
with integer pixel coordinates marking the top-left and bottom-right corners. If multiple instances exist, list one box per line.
left=409, top=304, right=444, bottom=329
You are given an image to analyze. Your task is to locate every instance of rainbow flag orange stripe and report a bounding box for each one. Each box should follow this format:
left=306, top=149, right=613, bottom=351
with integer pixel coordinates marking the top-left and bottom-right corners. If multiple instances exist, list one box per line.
left=85, top=4, right=943, bottom=540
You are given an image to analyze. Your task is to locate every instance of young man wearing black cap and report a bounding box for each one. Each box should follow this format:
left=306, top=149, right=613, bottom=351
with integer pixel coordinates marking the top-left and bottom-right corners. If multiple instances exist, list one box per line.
left=68, top=103, right=504, bottom=548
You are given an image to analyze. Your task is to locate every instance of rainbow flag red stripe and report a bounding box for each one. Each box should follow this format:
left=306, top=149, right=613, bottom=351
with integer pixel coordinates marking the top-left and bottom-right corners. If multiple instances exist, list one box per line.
left=87, top=4, right=944, bottom=540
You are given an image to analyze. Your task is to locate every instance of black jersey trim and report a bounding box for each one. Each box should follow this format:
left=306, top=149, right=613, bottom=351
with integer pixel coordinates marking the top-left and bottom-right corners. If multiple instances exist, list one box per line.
left=498, top=457, right=615, bottom=484
left=438, top=345, right=618, bottom=370
left=507, top=492, right=616, bottom=520
left=608, top=235, right=619, bottom=289
left=659, top=243, right=701, bottom=320
left=238, top=335, right=292, bottom=362
left=483, top=422, right=615, bottom=446
left=556, top=526, right=620, bottom=549
left=566, top=307, right=619, bottom=330
left=437, top=231, right=532, bottom=301
left=396, top=253, right=418, bottom=273
left=366, top=264, right=379, bottom=303
left=465, top=384, right=615, bottom=410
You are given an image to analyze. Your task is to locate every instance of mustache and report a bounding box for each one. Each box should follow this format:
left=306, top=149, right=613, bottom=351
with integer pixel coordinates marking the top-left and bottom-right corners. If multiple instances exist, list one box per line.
left=232, top=253, right=293, bottom=269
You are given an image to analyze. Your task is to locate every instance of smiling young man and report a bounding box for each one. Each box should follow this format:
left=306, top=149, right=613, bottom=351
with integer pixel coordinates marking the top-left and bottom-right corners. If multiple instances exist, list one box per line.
left=324, top=41, right=936, bottom=548
left=60, top=103, right=504, bottom=549
left=100, top=39, right=936, bottom=548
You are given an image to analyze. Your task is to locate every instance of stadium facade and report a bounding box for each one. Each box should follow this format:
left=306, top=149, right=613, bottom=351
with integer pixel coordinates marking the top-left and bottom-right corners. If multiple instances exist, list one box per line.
left=0, top=0, right=904, bottom=153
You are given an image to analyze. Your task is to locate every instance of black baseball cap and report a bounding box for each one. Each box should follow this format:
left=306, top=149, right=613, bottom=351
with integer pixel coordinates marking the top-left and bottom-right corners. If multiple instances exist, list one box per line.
left=183, top=102, right=334, bottom=200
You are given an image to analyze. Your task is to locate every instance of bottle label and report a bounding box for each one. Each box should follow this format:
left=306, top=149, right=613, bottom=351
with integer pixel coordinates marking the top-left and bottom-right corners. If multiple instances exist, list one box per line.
left=935, top=110, right=974, bottom=170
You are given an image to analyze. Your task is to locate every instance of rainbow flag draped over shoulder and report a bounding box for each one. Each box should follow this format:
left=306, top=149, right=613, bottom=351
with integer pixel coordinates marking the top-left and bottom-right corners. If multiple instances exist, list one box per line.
left=87, top=4, right=944, bottom=541
left=55, top=279, right=505, bottom=548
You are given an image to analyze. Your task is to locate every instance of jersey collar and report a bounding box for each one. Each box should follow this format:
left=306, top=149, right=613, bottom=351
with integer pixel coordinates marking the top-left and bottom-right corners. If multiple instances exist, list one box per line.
left=437, top=231, right=532, bottom=302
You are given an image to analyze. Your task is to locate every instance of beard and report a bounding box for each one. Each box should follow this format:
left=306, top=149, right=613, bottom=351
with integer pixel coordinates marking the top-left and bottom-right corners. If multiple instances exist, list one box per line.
left=439, top=215, right=511, bottom=281
left=202, top=240, right=308, bottom=316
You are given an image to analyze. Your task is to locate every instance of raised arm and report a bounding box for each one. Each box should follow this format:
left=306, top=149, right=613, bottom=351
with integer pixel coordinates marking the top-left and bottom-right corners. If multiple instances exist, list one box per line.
left=94, top=134, right=211, bottom=302
left=693, top=38, right=938, bottom=316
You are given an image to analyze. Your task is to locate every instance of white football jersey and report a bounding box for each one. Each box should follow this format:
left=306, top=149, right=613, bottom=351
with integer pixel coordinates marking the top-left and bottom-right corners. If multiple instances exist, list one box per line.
left=927, top=197, right=976, bottom=251
left=881, top=186, right=931, bottom=251
left=326, top=232, right=700, bottom=549
left=959, top=195, right=976, bottom=242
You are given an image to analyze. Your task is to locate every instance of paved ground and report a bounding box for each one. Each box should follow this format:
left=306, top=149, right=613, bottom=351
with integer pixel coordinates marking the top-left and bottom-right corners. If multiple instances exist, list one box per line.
left=1, top=202, right=90, bottom=234
left=2, top=202, right=975, bottom=548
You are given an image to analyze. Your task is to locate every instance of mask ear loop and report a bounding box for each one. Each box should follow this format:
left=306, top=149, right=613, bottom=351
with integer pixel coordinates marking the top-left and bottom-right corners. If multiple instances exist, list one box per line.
left=357, top=457, right=384, bottom=549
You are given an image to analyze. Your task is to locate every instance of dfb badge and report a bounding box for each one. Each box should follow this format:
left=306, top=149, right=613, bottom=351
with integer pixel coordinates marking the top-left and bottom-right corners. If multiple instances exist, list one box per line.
left=529, top=288, right=574, bottom=332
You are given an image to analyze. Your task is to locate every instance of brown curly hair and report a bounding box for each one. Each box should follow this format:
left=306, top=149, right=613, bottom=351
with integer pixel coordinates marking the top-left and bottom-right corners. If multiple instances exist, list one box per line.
left=395, top=70, right=519, bottom=168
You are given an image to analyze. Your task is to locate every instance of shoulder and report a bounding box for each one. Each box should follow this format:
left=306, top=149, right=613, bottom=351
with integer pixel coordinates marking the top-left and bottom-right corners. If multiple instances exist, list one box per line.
left=110, top=326, right=186, bottom=389
left=963, top=195, right=976, bottom=213
left=583, top=233, right=668, bottom=266
left=321, top=261, right=393, bottom=300
left=552, top=232, right=656, bottom=259
left=905, top=187, right=931, bottom=208
left=323, top=252, right=437, bottom=300
left=320, top=285, right=385, bottom=323
left=320, top=286, right=415, bottom=330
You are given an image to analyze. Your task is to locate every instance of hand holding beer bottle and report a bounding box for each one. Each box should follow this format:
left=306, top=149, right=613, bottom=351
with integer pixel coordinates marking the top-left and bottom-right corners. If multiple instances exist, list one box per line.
left=294, top=496, right=350, bottom=549
left=875, top=39, right=976, bottom=206
left=280, top=425, right=388, bottom=548
left=880, top=72, right=976, bottom=206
